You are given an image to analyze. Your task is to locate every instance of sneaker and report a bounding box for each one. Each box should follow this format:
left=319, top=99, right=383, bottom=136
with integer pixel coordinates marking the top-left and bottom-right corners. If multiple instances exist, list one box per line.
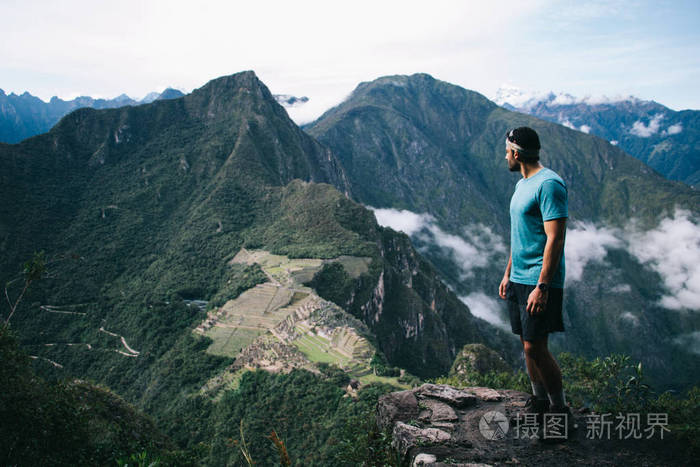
left=540, top=405, right=577, bottom=443
left=521, top=395, right=550, bottom=423
left=512, top=396, right=549, bottom=440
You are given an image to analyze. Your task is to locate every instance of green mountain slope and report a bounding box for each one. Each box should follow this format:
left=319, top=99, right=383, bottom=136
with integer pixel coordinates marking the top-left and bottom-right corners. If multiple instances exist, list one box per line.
left=306, top=73, right=700, bottom=390
left=1, top=328, right=175, bottom=466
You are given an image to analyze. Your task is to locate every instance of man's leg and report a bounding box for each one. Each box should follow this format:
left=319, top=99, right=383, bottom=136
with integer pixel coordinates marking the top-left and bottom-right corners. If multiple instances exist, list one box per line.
left=520, top=336, right=547, bottom=401
left=522, top=336, right=566, bottom=409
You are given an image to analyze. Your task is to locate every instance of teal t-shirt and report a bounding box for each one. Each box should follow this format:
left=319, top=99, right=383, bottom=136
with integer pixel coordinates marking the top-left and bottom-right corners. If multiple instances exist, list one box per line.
left=509, top=167, right=568, bottom=287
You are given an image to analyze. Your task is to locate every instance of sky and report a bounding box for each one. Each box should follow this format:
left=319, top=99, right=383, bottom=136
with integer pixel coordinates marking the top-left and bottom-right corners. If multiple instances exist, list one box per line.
left=2, top=0, right=699, bottom=123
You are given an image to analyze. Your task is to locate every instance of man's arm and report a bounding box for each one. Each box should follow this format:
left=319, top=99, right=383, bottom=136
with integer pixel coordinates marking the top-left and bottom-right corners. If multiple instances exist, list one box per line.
left=526, top=218, right=566, bottom=314
left=498, top=252, right=512, bottom=300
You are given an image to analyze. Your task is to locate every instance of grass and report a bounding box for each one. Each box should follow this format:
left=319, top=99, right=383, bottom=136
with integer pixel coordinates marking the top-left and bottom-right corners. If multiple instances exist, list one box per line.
left=203, top=327, right=263, bottom=357
left=358, top=373, right=409, bottom=388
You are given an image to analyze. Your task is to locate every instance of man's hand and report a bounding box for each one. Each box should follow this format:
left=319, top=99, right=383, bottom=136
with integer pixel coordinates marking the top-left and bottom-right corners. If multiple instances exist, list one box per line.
left=526, top=287, right=548, bottom=315
left=499, top=276, right=509, bottom=300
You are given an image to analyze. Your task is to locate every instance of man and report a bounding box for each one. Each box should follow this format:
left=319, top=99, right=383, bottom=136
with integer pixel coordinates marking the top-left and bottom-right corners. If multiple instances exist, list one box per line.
left=497, top=126, right=573, bottom=439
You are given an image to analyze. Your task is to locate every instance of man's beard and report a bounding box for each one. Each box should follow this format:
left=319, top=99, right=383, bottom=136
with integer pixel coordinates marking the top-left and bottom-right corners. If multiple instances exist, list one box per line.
left=508, top=160, right=520, bottom=172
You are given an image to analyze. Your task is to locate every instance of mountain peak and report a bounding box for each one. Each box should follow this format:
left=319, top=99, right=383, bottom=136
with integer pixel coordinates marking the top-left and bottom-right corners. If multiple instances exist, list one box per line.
left=353, top=73, right=437, bottom=96
left=196, top=70, right=261, bottom=94
left=157, top=88, right=184, bottom=101
left=309, top=72, right=495, bottom=134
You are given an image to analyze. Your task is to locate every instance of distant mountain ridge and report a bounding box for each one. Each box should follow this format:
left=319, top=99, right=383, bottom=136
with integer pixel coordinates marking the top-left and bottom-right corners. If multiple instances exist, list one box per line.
left=0, top=87, right=185, bottom=143
left=495, top=86, right=700, bottom=187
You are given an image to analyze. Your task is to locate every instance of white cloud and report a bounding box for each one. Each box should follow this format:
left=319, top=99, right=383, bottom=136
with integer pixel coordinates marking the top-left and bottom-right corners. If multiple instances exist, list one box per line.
left=673, top=331, right=700, bottom=355
left=492, top=84, right=542, bottom=109
left=493, top=86, right=642, bottom=110
left=626, top=210, right=700, bottom=311
left=579, top=124, right=591, bottom=134
left=551, top=93, right=577, bottom=106
left=369, top=207, right=505, bottom=278
left=560, top=119, right=576, bottom=130
left=629, top=113, right=664, bottom=137
left=370, top=207, right=435, bottom=236
left=666, top=123, right=683, bottom=135
left=610, top=140, right=619, bottom=146
left=566, top=210, right=700, bottom=311
left=611, top=284, right=632, bottom=293
left=372, top=207, right=700, bottom=312
left=565, top=222, right=623, bottom=282
left=458, top=292, right=509, bottom=330
left=620, top=311, right=639, bottom=325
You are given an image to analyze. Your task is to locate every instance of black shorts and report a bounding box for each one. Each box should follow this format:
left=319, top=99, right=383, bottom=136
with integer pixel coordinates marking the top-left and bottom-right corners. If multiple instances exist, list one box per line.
left=506, top=281, right=564, bottom=341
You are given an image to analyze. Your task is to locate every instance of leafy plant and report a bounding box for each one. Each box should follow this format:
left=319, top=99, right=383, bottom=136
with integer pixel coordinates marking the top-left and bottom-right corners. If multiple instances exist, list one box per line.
left=559, top=353, right=654, bottom=413
left=116, top=451, right=160, bottom=467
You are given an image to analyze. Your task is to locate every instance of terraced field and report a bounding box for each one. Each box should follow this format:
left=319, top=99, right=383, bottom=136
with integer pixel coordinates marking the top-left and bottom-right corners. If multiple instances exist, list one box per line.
left=195, top=282, right=314, bottom=357
left=196, top=248, right=407, bottom=390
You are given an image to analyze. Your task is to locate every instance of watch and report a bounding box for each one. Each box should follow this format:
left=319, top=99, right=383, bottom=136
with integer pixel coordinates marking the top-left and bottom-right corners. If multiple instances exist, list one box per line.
left=537, top=283, right=549, bottom=292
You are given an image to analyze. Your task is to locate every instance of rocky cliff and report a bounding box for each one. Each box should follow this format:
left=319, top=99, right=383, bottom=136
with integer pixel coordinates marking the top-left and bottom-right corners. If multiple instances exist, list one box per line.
left=377, top=383, right=689, bottom=466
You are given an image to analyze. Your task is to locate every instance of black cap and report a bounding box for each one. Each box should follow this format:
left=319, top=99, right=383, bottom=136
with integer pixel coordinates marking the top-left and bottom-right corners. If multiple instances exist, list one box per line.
left=507, top=127, right=541, bottom=152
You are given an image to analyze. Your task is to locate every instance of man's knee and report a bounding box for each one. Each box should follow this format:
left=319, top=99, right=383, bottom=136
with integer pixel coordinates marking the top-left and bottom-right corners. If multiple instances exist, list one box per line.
left=522, top=337, right=549, bottom=361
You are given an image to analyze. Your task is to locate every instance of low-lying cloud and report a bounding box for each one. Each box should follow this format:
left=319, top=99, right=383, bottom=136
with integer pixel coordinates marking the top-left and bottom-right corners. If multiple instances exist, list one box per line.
left=630, top=114, right=664, bottom=137
left=673, top=331, right=700, bottom=355
left=371, top=207, right=700, bottom=312
left=494, top=86, right=638, bottom=110
left=566, top=210, right=700, bottom=311
left=369, top=207, right=506, bottom=279
left=627, top=210, right=700, bottom=310
left=611, top=284, right=632, bottom=293
left=666, top=123, right=683, bottom=135
left=560, top=118, right=576, bottom=130
left=565, top=222, right=623, bottom=282
left=371, top=208, right=433, bottom=237
left=458, top=292, right=510, bottom=330
left=629, top=114, right=683, bottom=137
left=620, top=311, right=640, bottom=326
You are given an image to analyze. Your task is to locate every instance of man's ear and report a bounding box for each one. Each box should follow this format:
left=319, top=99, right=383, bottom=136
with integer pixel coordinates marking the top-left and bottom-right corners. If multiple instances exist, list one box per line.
left=512, top=150, right=521, bottom=161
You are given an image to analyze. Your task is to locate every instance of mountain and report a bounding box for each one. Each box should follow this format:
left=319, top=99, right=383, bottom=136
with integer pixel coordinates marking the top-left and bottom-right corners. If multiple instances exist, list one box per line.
left=0, top=70, right=517, bottom=378
left=306, top=73, right=700, bottom=390
left=0, top=87, right=184, bottom=143
left=156, top=87, right=185, bottom=101
left=495, top=87, right=700, bottom=188
left=1, top=70, right=523, bottom=463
